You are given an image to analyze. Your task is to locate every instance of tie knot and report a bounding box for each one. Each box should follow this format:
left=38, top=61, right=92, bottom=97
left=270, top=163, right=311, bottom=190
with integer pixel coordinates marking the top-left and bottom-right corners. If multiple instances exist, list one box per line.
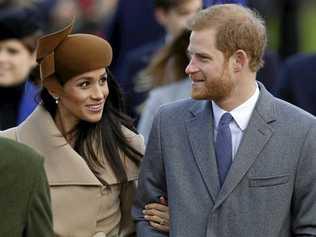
left=219, top=112, right=233, bottom=126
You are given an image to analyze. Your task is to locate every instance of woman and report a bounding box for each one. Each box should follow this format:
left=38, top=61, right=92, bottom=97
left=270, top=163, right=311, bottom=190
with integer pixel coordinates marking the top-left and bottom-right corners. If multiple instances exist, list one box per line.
left=1, top=21, right=168, bottom=236
left=0, top=8, right=42, bottom=130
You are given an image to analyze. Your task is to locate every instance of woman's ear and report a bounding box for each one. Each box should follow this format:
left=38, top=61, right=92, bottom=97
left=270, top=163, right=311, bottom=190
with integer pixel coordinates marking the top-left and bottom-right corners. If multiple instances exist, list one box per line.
left=43, top=76, right=63, bottom=98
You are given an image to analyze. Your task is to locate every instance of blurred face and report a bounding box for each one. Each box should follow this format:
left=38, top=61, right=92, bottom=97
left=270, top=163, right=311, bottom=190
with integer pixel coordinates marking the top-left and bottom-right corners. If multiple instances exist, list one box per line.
left=0, top=39, right=35, bottom=86
left=56, top=68, right=109, bottom=129
left=185, top=28, right=235, bottom=102
left=162, top=0, right=202, bottom=37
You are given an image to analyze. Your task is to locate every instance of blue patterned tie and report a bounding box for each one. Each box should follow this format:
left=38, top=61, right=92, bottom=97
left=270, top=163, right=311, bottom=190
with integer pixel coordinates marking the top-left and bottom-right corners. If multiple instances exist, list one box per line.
left=215, top=112, right=233, bottom=187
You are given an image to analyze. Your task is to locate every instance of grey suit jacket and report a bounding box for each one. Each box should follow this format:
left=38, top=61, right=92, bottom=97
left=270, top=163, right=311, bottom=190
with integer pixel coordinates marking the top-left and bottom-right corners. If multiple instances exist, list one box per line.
left=132, top=83, right=316, bottom=237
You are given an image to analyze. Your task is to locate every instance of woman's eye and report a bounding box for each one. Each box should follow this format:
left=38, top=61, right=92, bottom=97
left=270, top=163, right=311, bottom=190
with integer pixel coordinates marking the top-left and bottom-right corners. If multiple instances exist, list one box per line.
left=99, top=76, right=107, bottom=85
left=79, top=81, right=89, bottom=88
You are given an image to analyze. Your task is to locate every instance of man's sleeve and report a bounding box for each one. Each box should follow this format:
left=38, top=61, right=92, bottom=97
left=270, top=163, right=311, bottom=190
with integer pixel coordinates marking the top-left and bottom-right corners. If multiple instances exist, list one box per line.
left=24, top=158, right=54, bottom=237
left=132, top=110, right=168, bottom=237
left=292, top=122, right=316, bottom=236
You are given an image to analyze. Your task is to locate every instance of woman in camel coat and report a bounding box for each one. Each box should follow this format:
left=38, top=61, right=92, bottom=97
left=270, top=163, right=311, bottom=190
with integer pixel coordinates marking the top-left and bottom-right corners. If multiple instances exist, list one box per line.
left=1, top=21, right=169, bottom=237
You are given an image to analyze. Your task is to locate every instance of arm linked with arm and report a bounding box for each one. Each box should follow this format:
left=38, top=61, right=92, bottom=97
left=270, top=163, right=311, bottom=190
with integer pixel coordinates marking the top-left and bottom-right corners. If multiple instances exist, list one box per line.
left=132, top=109, right=168, bottom=237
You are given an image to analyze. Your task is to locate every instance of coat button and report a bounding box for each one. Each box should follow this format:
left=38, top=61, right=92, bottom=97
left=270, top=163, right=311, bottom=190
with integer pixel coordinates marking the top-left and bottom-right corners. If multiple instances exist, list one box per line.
left=101, top=186, right=110, bottom=195
left=93, top=231, right=106, bottom=237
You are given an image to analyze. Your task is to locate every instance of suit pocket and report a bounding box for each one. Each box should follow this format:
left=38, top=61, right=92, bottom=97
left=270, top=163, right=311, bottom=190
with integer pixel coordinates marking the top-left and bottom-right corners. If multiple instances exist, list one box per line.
left=248, top=174, right=289, bottom=187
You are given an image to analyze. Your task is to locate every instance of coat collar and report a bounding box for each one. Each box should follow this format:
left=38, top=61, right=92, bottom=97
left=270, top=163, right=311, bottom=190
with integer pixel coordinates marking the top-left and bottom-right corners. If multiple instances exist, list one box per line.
left=186, top=82, right=276, bottom=205
left=15, top=105, right=142, bottom=186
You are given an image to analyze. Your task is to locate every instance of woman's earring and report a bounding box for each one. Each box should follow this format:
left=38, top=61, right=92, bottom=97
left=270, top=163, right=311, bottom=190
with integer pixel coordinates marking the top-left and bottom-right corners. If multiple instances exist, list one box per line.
left=53, top=96, right=60, bottom=104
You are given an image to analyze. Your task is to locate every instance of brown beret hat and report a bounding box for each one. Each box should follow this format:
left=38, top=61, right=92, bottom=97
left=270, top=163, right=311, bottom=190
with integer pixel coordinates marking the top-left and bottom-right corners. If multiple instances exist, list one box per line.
left=36, top=21, right=112, bottom=85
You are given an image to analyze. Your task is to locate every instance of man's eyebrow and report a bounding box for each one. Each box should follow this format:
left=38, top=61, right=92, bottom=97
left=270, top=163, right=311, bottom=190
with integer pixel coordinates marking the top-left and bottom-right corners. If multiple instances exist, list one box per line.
left=187, top=49, right=212, bottom=59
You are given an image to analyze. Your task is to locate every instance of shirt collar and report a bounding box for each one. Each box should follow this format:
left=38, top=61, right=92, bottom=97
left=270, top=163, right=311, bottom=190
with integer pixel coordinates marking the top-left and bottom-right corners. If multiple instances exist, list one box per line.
left=212, top=83, right=260, bottom=131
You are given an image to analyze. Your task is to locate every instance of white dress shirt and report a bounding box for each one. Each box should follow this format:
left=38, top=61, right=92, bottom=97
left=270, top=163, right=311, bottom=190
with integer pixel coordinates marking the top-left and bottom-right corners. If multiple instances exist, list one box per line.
left=212, top=84, right=260, bottom=160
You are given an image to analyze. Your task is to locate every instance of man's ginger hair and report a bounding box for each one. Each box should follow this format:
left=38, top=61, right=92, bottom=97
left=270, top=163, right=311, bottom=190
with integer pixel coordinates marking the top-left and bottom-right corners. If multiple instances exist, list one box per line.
left=187, top=4, right=267, bottom=72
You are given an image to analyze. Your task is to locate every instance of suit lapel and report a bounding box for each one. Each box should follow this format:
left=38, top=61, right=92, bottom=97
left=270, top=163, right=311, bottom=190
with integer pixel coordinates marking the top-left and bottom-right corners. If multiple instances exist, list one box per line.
left=213, top=83, right=276, bottom=209
left=186, top=101, right=220, bottom=203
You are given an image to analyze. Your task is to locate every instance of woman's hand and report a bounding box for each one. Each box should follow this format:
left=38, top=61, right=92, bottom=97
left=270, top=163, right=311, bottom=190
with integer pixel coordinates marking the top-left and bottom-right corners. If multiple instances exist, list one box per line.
left=143, top=196, right=169, bottom=232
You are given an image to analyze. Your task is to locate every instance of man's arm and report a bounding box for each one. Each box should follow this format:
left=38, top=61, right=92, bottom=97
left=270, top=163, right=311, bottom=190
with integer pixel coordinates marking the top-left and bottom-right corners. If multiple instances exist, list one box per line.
left=132, top=110, right=168, bottom=237
left=24, top=158, right=53, bottom=237
left=292, top=121, right=316, bottom=236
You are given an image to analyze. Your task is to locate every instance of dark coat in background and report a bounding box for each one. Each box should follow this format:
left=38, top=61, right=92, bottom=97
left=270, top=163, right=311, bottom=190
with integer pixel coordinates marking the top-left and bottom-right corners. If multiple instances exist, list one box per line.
left=103, top=0, right=165, bottom=83
left=274, top=53, right=316, bottom=116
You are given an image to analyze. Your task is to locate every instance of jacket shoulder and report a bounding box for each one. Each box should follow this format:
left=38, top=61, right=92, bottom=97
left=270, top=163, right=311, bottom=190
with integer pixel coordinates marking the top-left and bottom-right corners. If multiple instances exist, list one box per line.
left=0, top=127, right=17, bottom=140
left=273, top=97, right=315, bottom=123
left=159, top=98, right=200, bottom=118
left=0, top=137, right=43, bottom=172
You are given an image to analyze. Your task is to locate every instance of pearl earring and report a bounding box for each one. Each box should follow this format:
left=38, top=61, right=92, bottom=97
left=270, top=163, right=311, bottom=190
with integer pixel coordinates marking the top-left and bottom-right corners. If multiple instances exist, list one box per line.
left=53, top=96, right=59, bottom=104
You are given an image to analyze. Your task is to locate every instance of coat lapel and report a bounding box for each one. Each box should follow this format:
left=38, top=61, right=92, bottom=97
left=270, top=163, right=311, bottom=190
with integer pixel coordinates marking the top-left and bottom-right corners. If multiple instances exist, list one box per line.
left=186, top=101, right=220, bottom=203
left=15, top=106, right=103, bottom=186
left=213, top=83, right=276, bottom=210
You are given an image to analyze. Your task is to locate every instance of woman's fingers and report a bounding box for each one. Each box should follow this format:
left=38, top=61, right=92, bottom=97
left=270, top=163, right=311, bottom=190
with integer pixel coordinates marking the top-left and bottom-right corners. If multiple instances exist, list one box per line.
left=149, top=221, right=169, bottom=232
left=143, top=206, right=169, bottom=220
left=145, top=202, right=169, bottom=212
left=144, top=196, right=170, bottom=232
left=144, top=213, right=168, bottom=224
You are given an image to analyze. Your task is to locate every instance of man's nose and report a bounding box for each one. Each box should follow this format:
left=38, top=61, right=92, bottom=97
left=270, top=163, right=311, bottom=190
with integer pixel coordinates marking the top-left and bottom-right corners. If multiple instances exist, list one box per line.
left=185, top=59, right=198, bottom=75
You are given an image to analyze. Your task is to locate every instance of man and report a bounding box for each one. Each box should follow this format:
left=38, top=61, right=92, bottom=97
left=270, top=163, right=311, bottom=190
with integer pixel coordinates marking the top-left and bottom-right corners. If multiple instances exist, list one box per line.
left=0, top=137, right=53, bottom=236
left=133, top=4, right=316, bottom=237
left=120, top=0, right=202, bottom=121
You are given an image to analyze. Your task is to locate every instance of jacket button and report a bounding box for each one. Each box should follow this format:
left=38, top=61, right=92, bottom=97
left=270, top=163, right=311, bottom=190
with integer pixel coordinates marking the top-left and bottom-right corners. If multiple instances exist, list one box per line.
left=93, top=231, right=106, bottom=237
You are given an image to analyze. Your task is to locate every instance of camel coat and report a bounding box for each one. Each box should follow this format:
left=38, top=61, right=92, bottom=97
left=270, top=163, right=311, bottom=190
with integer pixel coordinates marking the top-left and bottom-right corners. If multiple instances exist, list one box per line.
left=1, top=105, right=144, bottom=237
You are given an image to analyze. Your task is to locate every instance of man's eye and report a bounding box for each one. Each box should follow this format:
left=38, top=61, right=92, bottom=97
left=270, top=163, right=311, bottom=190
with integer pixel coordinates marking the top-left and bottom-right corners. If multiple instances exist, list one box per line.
left=197, top=55, right=210, bottom=62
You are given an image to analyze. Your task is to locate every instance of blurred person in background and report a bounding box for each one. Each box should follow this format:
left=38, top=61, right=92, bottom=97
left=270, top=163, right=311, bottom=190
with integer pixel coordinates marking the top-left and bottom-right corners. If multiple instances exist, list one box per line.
left=1, top=21, right=169, bottom=236
left=102, top=0, right=165, bottom=82
left=121, top=0, right=202, bottom=122
left=0, top=8, right=42, bottom=130
left=45, top=0, right=117, bottom=35
left=137, top=29, right=191, bottom=144
left=274, top=53, right=316, bottom=116
left=78, top=0, right=118, bottom=34
left=48, top=0, right=81, bottom=32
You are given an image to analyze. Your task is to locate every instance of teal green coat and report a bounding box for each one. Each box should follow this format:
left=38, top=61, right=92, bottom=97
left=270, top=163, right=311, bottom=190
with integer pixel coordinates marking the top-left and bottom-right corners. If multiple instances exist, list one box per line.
left=0, top=137, right=53, bottom=237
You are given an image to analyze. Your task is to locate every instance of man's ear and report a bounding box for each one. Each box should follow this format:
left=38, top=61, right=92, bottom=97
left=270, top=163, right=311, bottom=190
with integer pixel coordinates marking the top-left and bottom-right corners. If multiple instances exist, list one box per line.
left=231, top=49, right=248, bottom=72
